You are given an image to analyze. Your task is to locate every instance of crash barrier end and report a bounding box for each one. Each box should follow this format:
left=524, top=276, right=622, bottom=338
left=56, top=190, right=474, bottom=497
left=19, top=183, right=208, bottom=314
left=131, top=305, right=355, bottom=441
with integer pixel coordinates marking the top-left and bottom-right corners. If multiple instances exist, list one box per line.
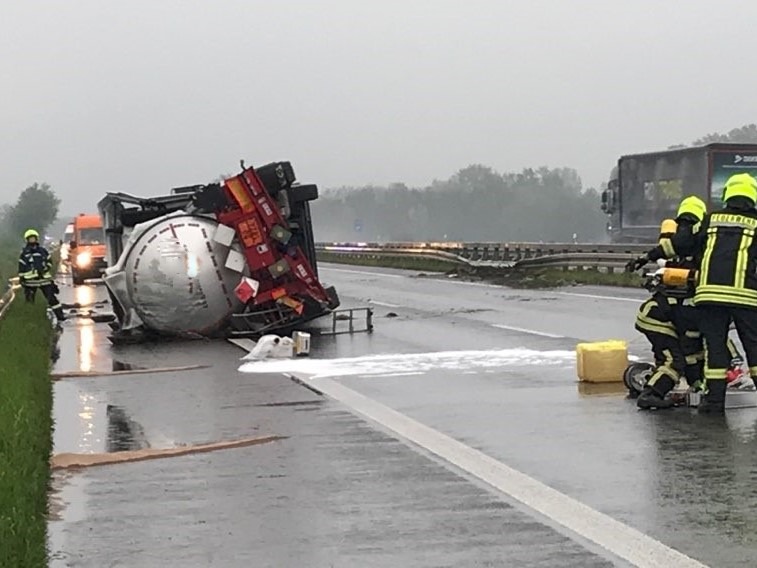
left=576, top=340, right=629, bottom=383
left=51, top=435, right=287, bottom=470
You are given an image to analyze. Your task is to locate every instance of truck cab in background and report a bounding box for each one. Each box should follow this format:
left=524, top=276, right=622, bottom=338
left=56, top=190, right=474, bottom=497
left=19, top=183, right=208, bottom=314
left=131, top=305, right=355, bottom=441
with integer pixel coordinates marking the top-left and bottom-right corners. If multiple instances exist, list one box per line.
left=601, top=143, right=757, bottom=244
left=70, top=213, right=108, bottom=285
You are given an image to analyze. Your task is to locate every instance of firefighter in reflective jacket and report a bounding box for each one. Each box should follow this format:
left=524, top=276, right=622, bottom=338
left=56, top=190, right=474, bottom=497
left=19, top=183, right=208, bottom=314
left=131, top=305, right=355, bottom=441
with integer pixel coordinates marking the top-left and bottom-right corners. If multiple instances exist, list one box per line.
left=627, top=196, right=709, bottom=409
left=692, top=174, right=757, bottom=412
left=631, top=174, right=757, bottom=413
left=18, top=229, right=65, bottom=322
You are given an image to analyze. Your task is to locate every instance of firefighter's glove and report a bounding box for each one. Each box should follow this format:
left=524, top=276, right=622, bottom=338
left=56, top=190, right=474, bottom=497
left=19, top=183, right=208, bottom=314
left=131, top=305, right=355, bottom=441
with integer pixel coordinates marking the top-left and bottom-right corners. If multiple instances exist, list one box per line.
left=36, top=269, right=45, bottom=280
left=625, top=255, right=648, bottom=273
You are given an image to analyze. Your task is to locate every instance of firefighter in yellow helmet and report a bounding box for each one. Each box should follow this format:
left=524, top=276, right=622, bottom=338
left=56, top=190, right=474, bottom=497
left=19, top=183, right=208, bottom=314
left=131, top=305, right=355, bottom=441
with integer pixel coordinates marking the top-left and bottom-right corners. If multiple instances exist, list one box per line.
left=626, top=196, right=712, bottom=408
left=628, top=174, right=757, bottom=413
left=18, top=228, right=65, bottom=322
left=692, top=173, right=757, bottom=412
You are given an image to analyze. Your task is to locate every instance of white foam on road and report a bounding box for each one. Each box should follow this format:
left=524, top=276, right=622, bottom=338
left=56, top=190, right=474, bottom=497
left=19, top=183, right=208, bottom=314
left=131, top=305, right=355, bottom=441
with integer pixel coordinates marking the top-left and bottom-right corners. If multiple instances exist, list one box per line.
left=297, top=375, right=707, bottom=568
left=239, top=348, right=576, bottom=379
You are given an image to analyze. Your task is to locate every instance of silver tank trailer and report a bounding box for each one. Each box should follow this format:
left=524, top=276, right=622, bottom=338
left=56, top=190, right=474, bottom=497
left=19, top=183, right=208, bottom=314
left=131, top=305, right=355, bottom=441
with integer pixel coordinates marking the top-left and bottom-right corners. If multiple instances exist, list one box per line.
left=105, top=213, right=245, bottom=335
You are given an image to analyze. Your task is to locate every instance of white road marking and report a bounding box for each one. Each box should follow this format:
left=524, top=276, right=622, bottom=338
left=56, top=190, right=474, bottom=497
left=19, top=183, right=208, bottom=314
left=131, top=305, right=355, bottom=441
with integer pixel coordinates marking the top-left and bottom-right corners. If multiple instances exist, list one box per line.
left=370, top=300, right=401, bottom=308
left=492, top=324, right=564, bottom=338
left=557, top=291, right=640, bottom=303
left=298, top=375, right=707, bottom=568
left=320, top=267, right=402, bottom=279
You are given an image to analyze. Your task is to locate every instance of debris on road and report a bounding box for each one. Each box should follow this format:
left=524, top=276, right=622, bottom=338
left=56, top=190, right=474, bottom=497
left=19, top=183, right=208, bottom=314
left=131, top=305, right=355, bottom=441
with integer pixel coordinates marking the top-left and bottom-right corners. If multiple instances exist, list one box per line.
left=51, top=364, right=209, bottom=380
left=51, top=435, right=287, bottom=470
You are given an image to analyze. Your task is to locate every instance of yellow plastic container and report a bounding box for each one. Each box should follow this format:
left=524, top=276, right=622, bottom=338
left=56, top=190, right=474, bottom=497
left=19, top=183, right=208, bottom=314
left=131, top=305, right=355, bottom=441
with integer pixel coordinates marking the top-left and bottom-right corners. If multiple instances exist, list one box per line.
left=576, top=340, right=629, bottom=383
left=662, top=267, right=696, bottom=287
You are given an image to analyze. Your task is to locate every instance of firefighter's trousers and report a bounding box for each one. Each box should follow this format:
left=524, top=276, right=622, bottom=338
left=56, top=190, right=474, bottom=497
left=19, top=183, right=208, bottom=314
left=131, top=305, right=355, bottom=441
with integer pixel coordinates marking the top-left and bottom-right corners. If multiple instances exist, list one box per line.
left=635, top=297, right=688, bottom=396
left=23, top=282, right=64, bottom=320
left=697, top=305, right=757, bottom=392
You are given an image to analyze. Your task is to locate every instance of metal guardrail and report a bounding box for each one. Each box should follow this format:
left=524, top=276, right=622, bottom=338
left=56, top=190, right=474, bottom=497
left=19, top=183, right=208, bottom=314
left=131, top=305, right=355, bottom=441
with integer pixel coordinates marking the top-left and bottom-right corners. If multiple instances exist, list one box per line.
left=316, top=242, right=650, bottom=271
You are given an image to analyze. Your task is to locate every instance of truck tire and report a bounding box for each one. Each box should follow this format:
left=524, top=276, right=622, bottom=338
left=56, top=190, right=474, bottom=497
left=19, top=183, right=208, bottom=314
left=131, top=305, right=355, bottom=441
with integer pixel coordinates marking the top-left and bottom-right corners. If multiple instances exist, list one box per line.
left=623, top=362, right=654, bottom=397
left=72, top=270, right=85, bottom=286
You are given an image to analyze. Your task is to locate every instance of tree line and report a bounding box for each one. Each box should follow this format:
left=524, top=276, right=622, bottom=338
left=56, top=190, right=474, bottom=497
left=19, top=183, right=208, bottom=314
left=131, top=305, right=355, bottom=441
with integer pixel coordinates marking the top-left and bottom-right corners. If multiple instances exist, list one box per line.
left=311, top=165, right=605, bottom=243
left=311, top=123, right=757, bottom=243
left=2, top=123, right=756, bottom=247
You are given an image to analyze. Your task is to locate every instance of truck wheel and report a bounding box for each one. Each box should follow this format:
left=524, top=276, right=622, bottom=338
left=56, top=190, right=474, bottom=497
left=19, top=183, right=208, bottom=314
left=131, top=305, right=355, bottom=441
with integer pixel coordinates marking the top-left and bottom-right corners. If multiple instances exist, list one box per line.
left=72, top=271, right=84, bottom=286
left=623, top=362, right=654, bottom=397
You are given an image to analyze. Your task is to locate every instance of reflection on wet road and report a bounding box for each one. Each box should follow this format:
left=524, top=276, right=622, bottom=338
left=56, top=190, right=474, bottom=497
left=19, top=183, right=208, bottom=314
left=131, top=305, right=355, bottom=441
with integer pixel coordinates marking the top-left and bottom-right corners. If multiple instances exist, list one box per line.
left=47, top=264, right=757, bottom=567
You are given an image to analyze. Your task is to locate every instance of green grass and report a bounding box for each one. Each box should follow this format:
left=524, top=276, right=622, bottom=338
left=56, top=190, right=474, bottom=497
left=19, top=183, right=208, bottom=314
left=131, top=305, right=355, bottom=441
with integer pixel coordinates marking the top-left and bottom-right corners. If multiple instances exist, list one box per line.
left=0, top=298, right=54, bottom=567
left=474, top=267, right=641, bottom=289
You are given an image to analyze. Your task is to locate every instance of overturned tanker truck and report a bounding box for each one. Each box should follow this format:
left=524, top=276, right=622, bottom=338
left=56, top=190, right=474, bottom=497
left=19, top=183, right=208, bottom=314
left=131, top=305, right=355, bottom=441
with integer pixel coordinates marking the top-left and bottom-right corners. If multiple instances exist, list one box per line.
left=98, top=160, right=340, bottom=344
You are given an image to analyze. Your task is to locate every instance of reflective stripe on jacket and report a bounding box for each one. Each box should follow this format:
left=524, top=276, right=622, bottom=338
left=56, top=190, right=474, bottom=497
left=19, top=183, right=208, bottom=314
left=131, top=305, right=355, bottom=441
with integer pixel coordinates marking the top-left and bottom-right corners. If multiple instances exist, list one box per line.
left=18, top=245, right=53, bottom=285
left=694, top=210, right=757, bottom=308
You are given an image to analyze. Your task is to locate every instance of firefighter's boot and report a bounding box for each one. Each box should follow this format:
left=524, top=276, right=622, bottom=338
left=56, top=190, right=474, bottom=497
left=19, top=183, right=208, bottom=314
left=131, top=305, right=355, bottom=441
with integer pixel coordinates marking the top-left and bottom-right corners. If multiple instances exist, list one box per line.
left=698, top=379, right=726, bottom=414
left=636, top=376, right=676, bottom=410
left=53, top=307, right=66, bottom=323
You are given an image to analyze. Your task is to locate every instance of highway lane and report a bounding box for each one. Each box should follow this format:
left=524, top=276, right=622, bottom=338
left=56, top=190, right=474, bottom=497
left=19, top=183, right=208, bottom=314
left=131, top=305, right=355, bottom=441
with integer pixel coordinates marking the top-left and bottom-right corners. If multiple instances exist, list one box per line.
left=48, top=272, right=616, bottom=567
left=48, top=262, right=757, bottom=567
left=278, top=264, right=757, bottom=568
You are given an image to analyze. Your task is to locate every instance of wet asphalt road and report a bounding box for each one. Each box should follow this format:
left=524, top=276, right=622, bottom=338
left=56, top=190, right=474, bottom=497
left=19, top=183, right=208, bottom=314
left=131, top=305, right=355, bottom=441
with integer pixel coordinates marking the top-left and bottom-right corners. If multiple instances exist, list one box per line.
left=47, top=264, right=757, bottom=567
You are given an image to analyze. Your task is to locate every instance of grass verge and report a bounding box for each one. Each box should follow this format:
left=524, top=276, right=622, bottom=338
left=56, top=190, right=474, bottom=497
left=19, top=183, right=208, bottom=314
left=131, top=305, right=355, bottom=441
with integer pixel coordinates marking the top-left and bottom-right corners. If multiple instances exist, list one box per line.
left=470, top=267, right=640, bottom=289
left=0, top=297, right=54, bottom=567
left=317, top=253, right=642, bottom=289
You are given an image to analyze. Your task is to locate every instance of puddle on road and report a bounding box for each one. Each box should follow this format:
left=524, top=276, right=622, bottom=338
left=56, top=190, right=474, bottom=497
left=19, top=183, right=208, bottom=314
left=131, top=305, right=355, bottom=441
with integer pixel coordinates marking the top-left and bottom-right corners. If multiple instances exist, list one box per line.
left=105, top=404, right=149, bottom=452
left=53, top=382, right=149, bottom=455
left=48, top=470, right=91, bottom=566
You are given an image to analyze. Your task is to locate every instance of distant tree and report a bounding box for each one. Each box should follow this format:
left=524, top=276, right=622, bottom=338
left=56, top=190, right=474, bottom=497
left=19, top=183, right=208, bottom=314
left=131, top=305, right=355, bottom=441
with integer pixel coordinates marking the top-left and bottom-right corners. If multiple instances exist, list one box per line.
left=9, top=183, right=60, bottom=237
left=311, top=164, right=607, bottom=243
left=692, top=124, right=757, bottom=145
left=670, top=123, right=757, bottom=149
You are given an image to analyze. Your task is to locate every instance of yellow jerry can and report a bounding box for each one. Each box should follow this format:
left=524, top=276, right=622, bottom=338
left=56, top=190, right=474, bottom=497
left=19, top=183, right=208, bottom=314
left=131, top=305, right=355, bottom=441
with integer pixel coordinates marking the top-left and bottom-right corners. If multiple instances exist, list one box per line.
left=576, top=340, right=629, bottom=383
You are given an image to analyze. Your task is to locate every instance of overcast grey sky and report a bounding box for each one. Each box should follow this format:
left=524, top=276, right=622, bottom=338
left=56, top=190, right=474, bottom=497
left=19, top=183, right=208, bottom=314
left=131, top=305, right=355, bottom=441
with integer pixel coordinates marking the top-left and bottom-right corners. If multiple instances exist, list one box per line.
left=2, top=0, right=756, bottom=214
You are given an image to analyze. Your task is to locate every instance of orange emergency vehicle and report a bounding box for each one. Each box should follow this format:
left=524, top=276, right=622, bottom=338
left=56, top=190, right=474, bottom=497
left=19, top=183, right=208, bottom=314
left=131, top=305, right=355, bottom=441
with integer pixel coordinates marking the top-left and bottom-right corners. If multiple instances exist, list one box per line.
left=70, top=213, right=107, bottom=285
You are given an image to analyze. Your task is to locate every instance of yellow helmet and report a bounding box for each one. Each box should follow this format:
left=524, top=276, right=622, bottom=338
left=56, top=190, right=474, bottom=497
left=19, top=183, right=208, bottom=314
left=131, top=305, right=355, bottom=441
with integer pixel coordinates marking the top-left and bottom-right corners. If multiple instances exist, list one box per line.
left=723, top=173, right=757, bottom=204
left=676, top=195, right=707, bottom=222
left=24, top=229, right=39, bottom=240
